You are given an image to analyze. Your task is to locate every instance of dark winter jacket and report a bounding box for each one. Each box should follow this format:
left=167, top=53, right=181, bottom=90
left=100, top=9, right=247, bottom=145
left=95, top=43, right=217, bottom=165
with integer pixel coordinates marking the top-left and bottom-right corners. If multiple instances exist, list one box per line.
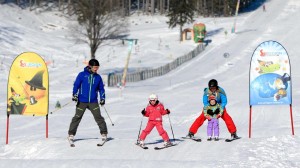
left=73, top=66, right=105, bottom=103
left=203, top=86, right=227, bottom=109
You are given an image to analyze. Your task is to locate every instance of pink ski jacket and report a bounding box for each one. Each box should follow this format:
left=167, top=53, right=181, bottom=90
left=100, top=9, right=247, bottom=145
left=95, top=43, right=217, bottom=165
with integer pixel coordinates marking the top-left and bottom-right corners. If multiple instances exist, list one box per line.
left=144, top=102, right=168, bottom=122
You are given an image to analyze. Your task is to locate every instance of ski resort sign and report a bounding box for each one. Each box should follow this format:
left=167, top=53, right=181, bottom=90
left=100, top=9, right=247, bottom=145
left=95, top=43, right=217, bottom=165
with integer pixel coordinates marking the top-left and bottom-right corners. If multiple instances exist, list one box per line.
left=249, top=40, right=291, bottom=105
left=7, top=52, right=49, bottom=116
left=249, top=40, right=294, bottom=138
left=6, top=52, right=49, bottom=144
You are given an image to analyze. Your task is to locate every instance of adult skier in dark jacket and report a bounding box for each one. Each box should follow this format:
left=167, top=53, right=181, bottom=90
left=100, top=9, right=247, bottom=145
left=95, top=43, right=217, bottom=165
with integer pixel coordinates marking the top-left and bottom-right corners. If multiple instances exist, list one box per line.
left=68, top=59, right=107, bottom=143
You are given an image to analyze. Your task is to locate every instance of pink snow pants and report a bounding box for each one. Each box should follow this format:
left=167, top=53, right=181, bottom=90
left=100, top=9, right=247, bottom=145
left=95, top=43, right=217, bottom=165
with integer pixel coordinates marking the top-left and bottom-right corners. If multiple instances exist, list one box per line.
left=139, top=120, right=170, bottom=141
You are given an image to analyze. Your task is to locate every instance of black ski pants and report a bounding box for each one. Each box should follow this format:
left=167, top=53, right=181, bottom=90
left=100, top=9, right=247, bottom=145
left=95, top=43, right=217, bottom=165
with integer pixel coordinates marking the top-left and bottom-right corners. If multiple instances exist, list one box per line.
left=68, top=102, right=108, bottom=136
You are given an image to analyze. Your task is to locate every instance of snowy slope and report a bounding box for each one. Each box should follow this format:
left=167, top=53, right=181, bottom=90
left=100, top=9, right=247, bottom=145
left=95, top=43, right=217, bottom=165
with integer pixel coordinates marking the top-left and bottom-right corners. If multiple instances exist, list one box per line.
left=1, top=0, right=300, bottom=167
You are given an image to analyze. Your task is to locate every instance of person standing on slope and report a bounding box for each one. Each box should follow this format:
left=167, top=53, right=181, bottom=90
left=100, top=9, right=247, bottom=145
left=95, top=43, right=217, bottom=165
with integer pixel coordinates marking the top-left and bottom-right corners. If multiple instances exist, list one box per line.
left=68, top=59, right=108, bottom=144
left=204, top=95, right=223, bottom=141
left=138, top=94, right=172, bottom=148
left=187, top=79, right=239, bottom=140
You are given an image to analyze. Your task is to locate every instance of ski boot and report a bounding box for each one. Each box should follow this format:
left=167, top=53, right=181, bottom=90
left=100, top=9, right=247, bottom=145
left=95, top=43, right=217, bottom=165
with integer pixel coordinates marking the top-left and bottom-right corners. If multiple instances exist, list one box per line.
left=231, top=132, right=239, bottom=139
left=164, top=141, right=172, bottom=147
left=186, top=132, right=194, bottom=139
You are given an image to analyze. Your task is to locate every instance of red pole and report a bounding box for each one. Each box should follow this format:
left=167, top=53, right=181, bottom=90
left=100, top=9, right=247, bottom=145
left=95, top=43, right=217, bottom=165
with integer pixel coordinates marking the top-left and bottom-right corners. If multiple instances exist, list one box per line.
left=46, top=114, right=48, bottom=138
left=290, top=104, right=294, bottom=135
left=249, top=106, right=252, bottom=138
left=6, top=114, right=10, bottom=144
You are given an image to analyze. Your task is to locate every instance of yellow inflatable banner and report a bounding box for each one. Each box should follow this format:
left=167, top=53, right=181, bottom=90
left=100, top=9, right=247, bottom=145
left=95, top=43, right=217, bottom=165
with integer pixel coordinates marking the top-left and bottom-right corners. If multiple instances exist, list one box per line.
left=7, top=52, right=49, bottom=116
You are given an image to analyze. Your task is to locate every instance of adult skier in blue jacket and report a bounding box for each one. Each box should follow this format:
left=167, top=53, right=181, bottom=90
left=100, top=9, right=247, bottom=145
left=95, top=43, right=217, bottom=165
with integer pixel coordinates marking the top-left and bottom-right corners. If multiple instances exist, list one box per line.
left=68, top=59, right=107, bottom=144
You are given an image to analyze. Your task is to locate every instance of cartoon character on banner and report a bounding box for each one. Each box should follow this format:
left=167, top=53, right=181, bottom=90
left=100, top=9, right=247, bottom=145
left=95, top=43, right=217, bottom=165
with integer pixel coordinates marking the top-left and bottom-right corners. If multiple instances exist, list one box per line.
left=24, top=70, right=47, bottom=105
left=271, top=73, right=290, bottom=101
left=255, top=49, right=285, bottom=74
left=7, top=87, right=27, bottom=114
left=256, top=58, right=280, bottom=74
left=251, top=73, right=290, bottom=101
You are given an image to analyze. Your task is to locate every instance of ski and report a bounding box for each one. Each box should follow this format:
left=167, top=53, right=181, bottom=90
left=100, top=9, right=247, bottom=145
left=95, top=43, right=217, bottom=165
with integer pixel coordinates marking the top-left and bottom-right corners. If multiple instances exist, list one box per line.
left=225, top=137, right=241, bottom=142
left=182, top=136, right=202, bottom=142
left=154, top=143, right=176, bottom=150
left=97, top=140, right=107, bottom=146
left=97, top=137, right=111, bottom=146
left=135, top=143, right=148, bottom=149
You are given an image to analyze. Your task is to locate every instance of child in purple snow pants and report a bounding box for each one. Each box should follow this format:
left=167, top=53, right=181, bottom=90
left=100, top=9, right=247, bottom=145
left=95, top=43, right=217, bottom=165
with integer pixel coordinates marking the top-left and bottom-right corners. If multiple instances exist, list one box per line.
left=204, top=95, right=223, bottom=141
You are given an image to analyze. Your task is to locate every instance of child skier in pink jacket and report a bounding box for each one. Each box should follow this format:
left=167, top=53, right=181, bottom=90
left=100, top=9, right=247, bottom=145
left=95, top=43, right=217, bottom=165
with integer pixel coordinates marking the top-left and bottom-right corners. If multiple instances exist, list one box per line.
left=138, top=94, right=172, bottom=147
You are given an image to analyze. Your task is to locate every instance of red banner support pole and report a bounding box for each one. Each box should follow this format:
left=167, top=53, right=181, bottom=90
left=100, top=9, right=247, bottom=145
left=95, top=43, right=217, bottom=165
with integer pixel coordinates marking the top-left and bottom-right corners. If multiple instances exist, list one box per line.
left=6, top=114, right=10, bottom=144
left=249, top=106, right=252, bottom=138
left=290, top=104, right=294, bottom=135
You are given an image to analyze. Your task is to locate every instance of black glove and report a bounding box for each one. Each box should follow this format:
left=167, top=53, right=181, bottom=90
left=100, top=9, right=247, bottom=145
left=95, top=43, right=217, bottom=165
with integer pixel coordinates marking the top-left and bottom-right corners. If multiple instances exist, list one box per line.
left=72, top=94, right=78, bottom=102
left=141, top=108, right=146, bottom=115
left=207, top=109, right=214, bottom=116
left=166, top=109, right=170, bottom=114
left=214, top=108, right=220, bottom=114
left=99, top=99, right=105, bottom=106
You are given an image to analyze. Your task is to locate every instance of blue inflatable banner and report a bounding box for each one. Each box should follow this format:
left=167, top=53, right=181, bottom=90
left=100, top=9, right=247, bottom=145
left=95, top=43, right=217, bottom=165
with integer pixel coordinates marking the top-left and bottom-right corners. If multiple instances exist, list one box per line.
left=249, top=41, right=292, bottom=105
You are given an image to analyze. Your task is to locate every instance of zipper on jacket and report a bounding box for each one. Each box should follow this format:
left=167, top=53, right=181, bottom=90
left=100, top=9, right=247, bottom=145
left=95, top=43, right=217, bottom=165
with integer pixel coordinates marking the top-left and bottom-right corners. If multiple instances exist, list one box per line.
left=88, top=74, right=93, bottom=102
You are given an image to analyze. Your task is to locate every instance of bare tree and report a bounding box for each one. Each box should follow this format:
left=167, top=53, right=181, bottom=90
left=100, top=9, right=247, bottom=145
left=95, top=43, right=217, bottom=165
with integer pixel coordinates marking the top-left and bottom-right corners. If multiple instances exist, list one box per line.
left=73, top=0, right=129, bottom=59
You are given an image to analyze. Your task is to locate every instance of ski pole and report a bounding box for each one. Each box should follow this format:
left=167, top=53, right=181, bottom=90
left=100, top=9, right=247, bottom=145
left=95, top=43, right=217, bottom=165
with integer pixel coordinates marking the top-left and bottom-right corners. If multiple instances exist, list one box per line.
left=102, top=106, right=114, bottom=126
left=137, top=116, right=144, bottom=144
left=168, top=114, right=175, bottom=143
left=50, top=101, right=72, bottom=114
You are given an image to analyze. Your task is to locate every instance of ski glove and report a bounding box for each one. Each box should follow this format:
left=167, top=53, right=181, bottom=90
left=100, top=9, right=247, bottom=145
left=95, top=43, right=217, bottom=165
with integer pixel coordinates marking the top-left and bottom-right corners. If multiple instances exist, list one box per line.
left=205, top=115, right=211, bottom=121
left=207, top=109, right=214, bottom=116
left=214, top=108, right=220, bottom=114
left=72, top=94, right=78, bottom=102
left=166, top=109, right=170, bottom=114
left=99, top=99, right=105, bottom=106
left=141, top=108, right=146, bottom=115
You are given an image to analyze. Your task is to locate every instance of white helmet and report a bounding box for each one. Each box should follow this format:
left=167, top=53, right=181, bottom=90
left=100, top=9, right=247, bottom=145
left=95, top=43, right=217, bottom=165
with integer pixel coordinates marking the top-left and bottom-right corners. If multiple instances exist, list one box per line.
left=148, top=94, right=158, bottom=101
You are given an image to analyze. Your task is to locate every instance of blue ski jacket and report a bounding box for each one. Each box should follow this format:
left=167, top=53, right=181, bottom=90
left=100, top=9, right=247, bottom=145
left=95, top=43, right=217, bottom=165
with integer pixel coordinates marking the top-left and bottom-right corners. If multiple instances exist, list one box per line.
left=73, top=66, right=105, bottom=103
left=203, top=86, right=227, bottom=109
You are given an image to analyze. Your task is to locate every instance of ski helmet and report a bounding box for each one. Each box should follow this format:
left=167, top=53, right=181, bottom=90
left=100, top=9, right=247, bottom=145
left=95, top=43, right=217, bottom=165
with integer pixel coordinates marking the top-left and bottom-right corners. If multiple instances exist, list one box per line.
left=148, top=94, right=158, bottom=101
left=208, top=95, right=216, bottom=100
left=208, top=79, right=218, bottom=88
left=89, top=59, right=100, bottom=66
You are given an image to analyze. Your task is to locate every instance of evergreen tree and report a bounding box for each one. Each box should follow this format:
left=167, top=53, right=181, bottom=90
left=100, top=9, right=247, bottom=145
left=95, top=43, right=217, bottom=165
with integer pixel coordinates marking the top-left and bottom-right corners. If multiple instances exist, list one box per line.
left=166, top=0, right=195, bottom=41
